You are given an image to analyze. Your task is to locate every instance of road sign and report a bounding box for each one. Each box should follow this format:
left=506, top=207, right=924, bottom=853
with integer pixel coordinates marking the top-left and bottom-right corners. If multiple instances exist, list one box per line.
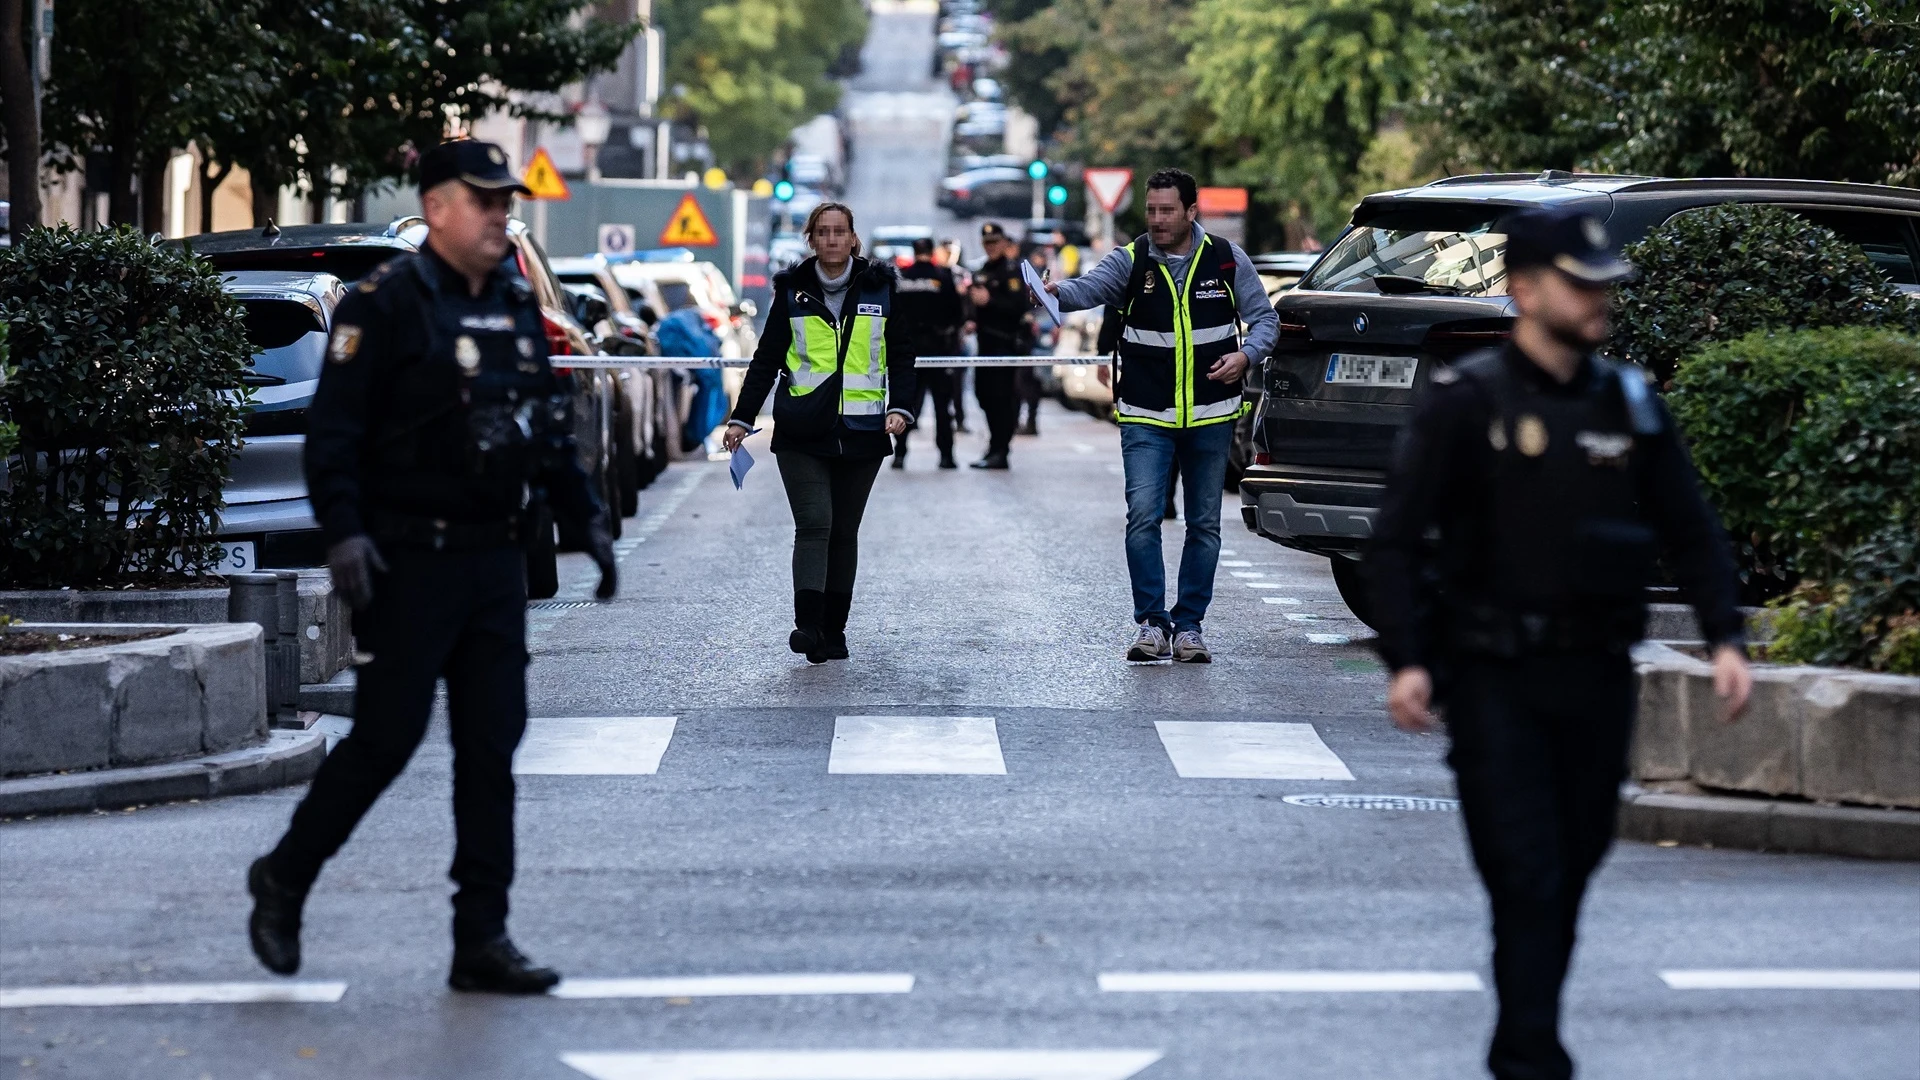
left=597, top=223, right=636, bottom=256
left=521, top=148, right=571, bottom=201
left=658, top=192, right=718, bottom=246
left=1084, top=167, right=1133, bottom=213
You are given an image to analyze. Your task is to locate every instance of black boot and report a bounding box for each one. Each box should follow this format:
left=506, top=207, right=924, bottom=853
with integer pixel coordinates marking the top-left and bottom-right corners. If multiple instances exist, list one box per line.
left=821, top=591, right=853, bottom=660
left=448, top=936, right=561, bottom=995
left=246, top=856, right=305, bottom=976
left=791, top=589, right=828, bottom=664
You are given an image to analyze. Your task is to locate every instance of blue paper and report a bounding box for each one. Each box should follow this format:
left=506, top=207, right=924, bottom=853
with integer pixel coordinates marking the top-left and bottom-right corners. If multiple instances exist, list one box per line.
left=729, top=428, right=762, bottom=490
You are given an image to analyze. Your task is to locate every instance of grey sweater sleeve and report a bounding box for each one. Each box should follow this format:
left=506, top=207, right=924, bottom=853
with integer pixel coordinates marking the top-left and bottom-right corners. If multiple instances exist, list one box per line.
left=1230, top=242, right=1279, bottom=364
left=1052, top=246, right=1133, bottom=313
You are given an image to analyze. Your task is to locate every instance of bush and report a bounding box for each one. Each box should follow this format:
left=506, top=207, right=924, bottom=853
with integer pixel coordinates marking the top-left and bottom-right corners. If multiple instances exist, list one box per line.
left=0, top=226, right=252, bottom=588
left=1612, top=203, right=1917, bottom=383
left=1671, top=328, right=1920, bottom=671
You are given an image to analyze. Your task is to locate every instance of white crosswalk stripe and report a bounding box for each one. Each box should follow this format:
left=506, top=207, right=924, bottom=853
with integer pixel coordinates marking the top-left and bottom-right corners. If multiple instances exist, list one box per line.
left=829, top=716, right=1007, bottom=775
left=553, top=973, right=914, bottom=999
left=559, top=1050, right=1165, bottom=1080
left=1154, top=722, right=1355, bottom=780
left=1661, top=969, right=1920, bottom=990
left=515, top=717, right=679, bottom=775
left=1098, top=970, right=1482, bottom=993
left=0, top=982, right=347, bottom=1008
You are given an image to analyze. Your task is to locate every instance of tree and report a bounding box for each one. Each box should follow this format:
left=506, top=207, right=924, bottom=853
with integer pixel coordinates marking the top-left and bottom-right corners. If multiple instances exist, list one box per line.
left=0, top=0, right=40, bottom=242
left=653, top=0, right=866, bottom=176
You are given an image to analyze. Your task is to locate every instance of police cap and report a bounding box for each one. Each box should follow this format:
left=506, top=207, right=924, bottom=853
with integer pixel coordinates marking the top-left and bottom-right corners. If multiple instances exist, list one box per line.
left=1498, top=206, right=1635, bottom=286
left=419, top=140, right=531, bottom=197
left=979, top=221, right=1008, bottom=241
left=911, top=237, right=935, bottom=256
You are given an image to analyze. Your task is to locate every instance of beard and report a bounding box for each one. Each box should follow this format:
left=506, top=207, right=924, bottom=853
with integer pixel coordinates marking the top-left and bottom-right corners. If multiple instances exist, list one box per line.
left=1545, top=311, right=1608, bottom=352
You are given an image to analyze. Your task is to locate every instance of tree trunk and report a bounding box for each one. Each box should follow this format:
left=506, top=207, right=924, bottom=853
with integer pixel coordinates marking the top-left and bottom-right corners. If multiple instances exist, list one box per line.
left=250, top=167, right=278, bottom=227
left=140, top=151, right=168, bottom=236
left=308, top=163, right=329, bottom=224
left=0, top=0, right=41, bottom=241
left=198, top=158, right=232, bottom=233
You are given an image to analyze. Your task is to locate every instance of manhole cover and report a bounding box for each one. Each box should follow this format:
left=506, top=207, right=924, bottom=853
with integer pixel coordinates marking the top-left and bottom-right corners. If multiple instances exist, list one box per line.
left=526, top=600, right=598, bottom=611
left=1282, top=793, right=1460, bottom=812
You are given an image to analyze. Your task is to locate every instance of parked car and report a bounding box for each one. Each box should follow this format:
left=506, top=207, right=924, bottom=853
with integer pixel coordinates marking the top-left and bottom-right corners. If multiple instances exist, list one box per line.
left=1240, top=172, right=1920, bottom=627
left=550, top=254, right=675, bottom=511
left=175, top=222, right=417, bottom=280
left=611, top=259, right=758, bottom=359
left=870, top=225, right=934, bottom=268
left=939, top=166, right=1033, bottom=219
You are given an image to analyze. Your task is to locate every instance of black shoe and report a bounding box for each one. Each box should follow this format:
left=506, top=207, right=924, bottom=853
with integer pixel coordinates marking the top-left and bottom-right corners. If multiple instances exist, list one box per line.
left=790, top=589, right=827, bottom=662
left=890, top=453, right=906, bottom=470
left=1018, top=420, right=1039, bottom=436
left=938, top=455, right=958, bottom=470
left=969, top=454, right=1010, bottom=470
left=448, top=937, right=560, bottom=995
left=247, top=857, right=305, bottom=976
left=821, top=592, right=852, bottom=660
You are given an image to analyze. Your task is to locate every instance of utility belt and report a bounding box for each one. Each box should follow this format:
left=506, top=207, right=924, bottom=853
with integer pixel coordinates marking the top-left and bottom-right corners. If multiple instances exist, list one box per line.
left=367, top=509, right=523, bottom=552
left=1447, top=602, right=1646, bottom=658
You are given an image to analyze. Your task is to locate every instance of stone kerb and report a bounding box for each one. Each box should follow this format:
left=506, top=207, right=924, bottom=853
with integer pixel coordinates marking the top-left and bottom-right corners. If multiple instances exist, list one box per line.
left=0, top=624, right=268, bottom=779
left=1632, top=642, right=1920, bottom=810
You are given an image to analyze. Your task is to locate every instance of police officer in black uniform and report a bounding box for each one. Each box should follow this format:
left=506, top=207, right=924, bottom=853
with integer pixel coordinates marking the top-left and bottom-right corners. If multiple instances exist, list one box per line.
left=891, top=237, right=965, bottom=470
left=245, top=141, right=617, bottom=995
left=1367, top=207, right=1753, bottom=1080
left=968, top=222, right=1029, bottom=469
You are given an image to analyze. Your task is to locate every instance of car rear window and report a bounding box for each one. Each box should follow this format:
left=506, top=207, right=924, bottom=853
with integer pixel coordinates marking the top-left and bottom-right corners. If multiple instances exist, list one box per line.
left=658, top=281, right=697, bottom=311
left=239, top=299, right=326, bottom=351
left=1301, top=206, right=1509, bottom=296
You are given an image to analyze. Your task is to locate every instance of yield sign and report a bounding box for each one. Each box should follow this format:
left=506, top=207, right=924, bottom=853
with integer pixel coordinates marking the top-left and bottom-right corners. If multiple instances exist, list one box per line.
left=659, top=192, right=719, bottom=246
left=559, top=1049, right=1165, bottom=1080
left=1082, top=168, right=1133, bottom=214
left=521, top=148, right=571, bottom=201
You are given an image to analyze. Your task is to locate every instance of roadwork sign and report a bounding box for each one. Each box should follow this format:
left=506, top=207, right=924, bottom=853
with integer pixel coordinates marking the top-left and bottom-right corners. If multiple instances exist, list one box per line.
left=521, top=148, right=571, bottom=201
left=1084, top=168, right=1133, bottom=213
left=659, top=193, right=718, bottom=246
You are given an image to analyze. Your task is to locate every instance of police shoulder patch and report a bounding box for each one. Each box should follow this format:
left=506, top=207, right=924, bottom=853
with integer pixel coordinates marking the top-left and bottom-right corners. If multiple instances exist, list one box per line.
left=328, top=325, right=363, bottom=364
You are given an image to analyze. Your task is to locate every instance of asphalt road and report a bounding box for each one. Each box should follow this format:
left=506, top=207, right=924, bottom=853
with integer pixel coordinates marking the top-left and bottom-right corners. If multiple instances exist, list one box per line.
left=3, top=6, right=1918, bottom=1079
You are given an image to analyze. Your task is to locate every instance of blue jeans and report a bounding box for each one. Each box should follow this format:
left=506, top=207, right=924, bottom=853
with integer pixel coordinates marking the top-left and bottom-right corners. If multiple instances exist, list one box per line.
left=1120, top=421, right=1234, bottom=633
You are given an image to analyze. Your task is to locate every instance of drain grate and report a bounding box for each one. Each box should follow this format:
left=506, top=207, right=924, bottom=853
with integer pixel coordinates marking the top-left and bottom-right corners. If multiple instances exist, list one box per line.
left=526, top=599, right=599, bottom=611
left=1283, top=793, right=1460, bottom=812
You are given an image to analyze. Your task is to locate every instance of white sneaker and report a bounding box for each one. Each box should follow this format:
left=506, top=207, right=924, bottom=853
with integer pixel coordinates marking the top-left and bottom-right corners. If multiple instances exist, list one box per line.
left=1127, top=623, right=1173, bottom=662
left=1171, top=630, right=1212, bottom=664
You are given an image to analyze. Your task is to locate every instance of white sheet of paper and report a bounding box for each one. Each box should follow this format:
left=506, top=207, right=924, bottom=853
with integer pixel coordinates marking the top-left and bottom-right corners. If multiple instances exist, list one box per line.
left=1021, top=259, right=1063, bottom=328
left=729, top=427, right=761, bottom=489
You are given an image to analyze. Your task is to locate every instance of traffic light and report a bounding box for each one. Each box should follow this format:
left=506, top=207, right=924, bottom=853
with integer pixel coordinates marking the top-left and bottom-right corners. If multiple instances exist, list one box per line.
left=773, top=180, right=795, bottom=201
left=1047, top=184, right=1068, bottom=207
left=1027, top=159, right=1049, bottom=181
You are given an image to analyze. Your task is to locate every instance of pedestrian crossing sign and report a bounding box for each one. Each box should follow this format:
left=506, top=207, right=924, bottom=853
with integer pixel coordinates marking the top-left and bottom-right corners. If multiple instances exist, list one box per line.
left=520, top=149, right=570, bottom=201
left=659, top=192, right=719, bottom=246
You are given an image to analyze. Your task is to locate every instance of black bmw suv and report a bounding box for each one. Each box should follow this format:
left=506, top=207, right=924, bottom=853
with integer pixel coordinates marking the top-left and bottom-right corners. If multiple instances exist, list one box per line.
left=1238, top=173, right=1920, bottom=625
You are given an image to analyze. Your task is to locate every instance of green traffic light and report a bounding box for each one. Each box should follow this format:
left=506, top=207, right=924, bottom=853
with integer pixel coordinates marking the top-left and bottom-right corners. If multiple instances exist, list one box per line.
left=1027, top=159, right=1049, bottom=180
left=1047, top=184, right=1068, bottom=207
left=773, top=180, right=795, bottom=201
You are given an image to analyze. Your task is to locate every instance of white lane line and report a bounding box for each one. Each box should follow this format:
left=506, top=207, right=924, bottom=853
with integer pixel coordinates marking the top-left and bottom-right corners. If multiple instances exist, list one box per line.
left=1154, top=722, right=1355, bottom=781
left=829, top=716, right=1006, bottom=775
left=1218, top=560, right=1253, bottom=567
left=1282, top=612, right=1322, bottom=622
left=0, top=982, right=348, bottom=1008
left=1219, top=549, right=1238, bottom=556
left=1228, top=571, right=1266, bottom=578
left=560, top=1050, right=1165, bottom=1080
left=1099, top=971, right=1483, bottom=993
left=1307, top=633, right=1352, bottom=645
left=1261, top=596, right=1302, bottom=605
left=515, top=717, right=678, bottom=775
left=553, top=973, right=914, bottom=999
left=1661, top=969, right=1920, bottom=990
left=1245, top=582, right=1283, bottom=589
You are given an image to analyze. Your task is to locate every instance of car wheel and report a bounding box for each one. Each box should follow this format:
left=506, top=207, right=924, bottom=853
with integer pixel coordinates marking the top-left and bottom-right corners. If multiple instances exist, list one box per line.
left=1329, top=556, right=1378, bottom=631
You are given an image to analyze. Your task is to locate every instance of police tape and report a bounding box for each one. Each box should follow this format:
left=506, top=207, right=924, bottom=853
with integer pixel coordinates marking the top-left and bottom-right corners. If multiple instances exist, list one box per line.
left=548, top=355, right=1110, bottom=369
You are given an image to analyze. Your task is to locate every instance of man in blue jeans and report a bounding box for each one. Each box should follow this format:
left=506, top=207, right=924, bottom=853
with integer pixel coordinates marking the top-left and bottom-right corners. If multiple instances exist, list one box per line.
left=1043, top=169, right=1278, bottom=661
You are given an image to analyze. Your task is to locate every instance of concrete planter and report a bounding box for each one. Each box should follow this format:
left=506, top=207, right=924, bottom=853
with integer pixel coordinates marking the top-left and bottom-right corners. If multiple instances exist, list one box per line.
left=0, top=624, right=267, bottom=779
left=1632, top=642, right=1920, bottom=810
left=0, top=570, right=351, bottom=685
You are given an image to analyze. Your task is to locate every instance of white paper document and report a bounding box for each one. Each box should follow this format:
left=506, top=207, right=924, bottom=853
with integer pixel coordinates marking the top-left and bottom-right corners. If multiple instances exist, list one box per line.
left=1021, top=258, right=1063, bottom=328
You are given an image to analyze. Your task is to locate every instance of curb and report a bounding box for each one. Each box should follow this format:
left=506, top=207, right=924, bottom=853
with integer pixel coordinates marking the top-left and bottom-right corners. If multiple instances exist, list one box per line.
left=1618, top=784, right=1920, bottom=860
left=0, top=729, right=326, bottom=817
left=298, top=670, right=355, bottom=718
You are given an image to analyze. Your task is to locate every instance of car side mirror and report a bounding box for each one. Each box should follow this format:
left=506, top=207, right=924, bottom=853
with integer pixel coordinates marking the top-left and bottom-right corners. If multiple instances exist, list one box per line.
left=574, top=293, right=610, bottom=328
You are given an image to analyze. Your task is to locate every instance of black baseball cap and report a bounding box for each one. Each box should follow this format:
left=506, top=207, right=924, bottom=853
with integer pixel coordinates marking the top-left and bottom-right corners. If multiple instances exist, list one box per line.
left=911, top=237, right=935, bottom=256
left=418, top=140, right=530, bottom=196
left=1498, top=206, right=1635, bottom=286
left=980, top=221, right=1008, bottom=241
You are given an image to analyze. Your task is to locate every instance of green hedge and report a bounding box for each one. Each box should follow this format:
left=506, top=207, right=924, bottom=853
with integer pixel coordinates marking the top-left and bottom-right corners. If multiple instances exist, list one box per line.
left=1670, top=328, right=1920, bottom=672
left=0, top=226, right=252, bottom=587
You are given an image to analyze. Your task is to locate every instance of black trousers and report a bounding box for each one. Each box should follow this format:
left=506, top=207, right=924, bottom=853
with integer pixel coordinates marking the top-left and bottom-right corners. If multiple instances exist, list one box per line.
left=974, top=367, right=1018, bottom=457
left=776, top=450, right=884, bottom=594
left=895, top=367, right=955, bottom=459
left=1445, top=652, right=1637, bottom=1080
left=1014, top=366, right=1043, bottom=426
left=268, top=545, right=529, bottom=947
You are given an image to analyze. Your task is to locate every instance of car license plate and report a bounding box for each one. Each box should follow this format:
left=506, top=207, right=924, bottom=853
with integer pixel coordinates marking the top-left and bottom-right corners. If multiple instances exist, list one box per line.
left=1325, top=353, right=1419, bottom=388
left=215, top=541, right=257, bottom=574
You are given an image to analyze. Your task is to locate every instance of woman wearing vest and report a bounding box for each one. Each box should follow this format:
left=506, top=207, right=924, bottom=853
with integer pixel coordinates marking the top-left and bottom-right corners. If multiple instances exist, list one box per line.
left=722, top=203, right=917, bottom=662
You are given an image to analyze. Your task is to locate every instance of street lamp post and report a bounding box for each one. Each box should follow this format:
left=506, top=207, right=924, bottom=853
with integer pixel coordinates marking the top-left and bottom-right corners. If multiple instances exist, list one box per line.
left=577, top=98, right=611, bottom=184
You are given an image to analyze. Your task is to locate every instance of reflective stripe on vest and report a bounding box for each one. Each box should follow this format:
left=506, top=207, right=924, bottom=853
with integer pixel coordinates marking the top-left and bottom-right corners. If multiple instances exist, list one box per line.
left=1114, top=235, right=1245, bottom=428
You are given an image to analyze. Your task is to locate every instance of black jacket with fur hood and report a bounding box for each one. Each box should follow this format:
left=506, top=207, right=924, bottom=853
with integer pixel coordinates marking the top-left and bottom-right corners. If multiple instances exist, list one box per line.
left=729, top=255, right=918, bottom=458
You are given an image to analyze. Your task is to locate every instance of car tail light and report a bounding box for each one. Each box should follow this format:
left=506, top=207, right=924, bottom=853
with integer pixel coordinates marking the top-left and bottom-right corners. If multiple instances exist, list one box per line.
left=1254, top=452, right=1271, bottom=465
left=954, top=187, right=970, bottom=199
left=543, top=313, right=573, bottom=361
left=1278, top=320, right=1309, bottom=339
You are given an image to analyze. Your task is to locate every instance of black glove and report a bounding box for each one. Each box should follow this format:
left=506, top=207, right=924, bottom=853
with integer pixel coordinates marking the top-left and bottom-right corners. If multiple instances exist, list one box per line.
left=587, top=515, right=617, bottom=600
left=327, top=534, right=388, bottom=611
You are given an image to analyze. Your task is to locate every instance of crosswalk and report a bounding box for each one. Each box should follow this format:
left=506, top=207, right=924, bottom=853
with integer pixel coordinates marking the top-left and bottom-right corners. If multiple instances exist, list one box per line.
left=510, top=715, right=1360, bottom=780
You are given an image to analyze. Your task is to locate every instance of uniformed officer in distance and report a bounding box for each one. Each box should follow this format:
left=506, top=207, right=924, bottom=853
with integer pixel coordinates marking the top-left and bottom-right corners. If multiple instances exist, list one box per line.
left=246, top=140, right=617, bottom=995
left=891, top=236, right=965, bottom=470
left=1367, top=207, right=1753, bottom=1080
left=967, top=221, right=1030, bottom=469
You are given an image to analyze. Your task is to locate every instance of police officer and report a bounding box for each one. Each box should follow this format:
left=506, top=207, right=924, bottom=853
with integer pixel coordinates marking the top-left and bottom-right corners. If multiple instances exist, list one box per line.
left=891, top=237, right=965, bottom=470
left=245, top=140, right=617, bottom=995
left=1367, top=206, right=1753, bottom=1080
left=968, top=221, right=1028, bottom=469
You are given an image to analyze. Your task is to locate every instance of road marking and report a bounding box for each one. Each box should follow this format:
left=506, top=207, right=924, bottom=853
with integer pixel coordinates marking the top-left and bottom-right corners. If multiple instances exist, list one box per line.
left=0, top=982, right=347, bottom=1008
left=560, top=1050, right=1165, bottom=1080
left=1220, top=549, right=1238, bottom=556
left=1306, top=633, right=1351, bottom=645
left=1218, top=560, right=1252, bottom=567
left=830, top=716, right=1006, bottom=775
left=515, top=717, right=678, bottom=775
left=1282, top=612, right=1322, bottom=622
left=1245, top=582, right=1283, bottom=589
left=1154, top=722, right=1355, bottom=780
left=1660, top=970, right=1920, bottom=990
left=1261, top=596, right=1301, bottom=605
left=553, top=974, right=914, bottom=999
left=1228, top=571, right=1266, bottom=578
left=1098, top=971, right=1482, bottom=993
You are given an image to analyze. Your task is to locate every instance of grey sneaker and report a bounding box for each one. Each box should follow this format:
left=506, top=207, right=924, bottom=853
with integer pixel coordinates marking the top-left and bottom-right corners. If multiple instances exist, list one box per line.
left=1171, top=629, right=1212, bottom=663
left=1127, top=623, right=1173, bottom=662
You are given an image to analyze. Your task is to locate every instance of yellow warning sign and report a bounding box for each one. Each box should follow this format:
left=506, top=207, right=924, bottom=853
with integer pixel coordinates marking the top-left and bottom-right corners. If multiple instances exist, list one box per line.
left=658, top=192, right=718, bottom=246
left=520, top=148, right=570, bottom=201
